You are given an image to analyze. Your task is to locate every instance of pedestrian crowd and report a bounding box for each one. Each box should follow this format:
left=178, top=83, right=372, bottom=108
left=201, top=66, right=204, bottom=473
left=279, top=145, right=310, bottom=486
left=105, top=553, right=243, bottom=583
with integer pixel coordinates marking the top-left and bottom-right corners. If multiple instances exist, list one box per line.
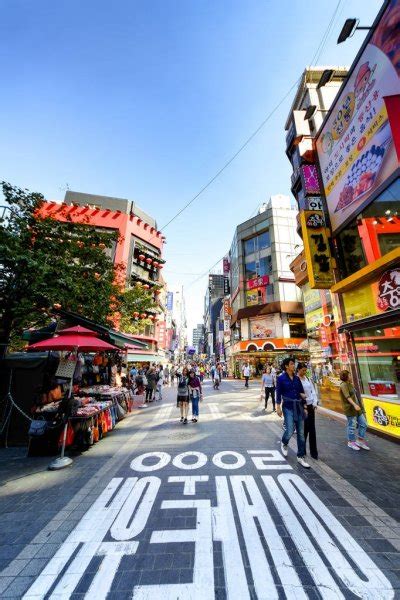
left=127, top=356, right=370, bottom=464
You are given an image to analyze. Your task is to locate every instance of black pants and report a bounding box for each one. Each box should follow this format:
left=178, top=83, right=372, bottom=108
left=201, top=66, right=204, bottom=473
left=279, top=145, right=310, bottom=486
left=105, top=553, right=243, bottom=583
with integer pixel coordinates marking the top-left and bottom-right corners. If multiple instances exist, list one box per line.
left=244, top=376, right=249, bottom=387
left=304, top=405, right=318, bottom=458
left=145, top=387, right=153, bottom=402
left=264, top=387, right=275, bottom=409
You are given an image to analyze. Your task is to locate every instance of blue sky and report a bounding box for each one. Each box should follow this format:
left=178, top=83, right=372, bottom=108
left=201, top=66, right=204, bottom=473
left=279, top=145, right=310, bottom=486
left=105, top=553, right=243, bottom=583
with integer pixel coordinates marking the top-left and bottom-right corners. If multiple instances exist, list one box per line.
left=0, top=0, right=382, bottom=333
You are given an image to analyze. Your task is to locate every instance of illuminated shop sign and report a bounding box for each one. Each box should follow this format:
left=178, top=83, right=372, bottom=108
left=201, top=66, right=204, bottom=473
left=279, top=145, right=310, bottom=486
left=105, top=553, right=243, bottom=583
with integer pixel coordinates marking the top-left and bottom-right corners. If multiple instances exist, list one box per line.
left=300, top=165, right=321, bottom=195
left=247, top=275, right=269, bottom=290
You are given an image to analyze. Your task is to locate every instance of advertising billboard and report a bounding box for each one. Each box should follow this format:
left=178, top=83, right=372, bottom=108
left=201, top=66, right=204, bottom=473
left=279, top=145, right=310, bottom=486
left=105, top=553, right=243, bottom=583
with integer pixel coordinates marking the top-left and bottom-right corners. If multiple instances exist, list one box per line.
left=250, top=316, right=276, bottom=339
left=342, top=265, right=400, bottom=321
left=316, top=0, right=400, bottom=234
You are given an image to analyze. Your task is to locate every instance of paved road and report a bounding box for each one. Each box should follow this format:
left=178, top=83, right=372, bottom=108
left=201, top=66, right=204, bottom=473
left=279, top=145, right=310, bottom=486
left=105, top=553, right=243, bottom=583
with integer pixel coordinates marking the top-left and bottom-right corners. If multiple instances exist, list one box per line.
left=0, top=379, right=399, bottom=599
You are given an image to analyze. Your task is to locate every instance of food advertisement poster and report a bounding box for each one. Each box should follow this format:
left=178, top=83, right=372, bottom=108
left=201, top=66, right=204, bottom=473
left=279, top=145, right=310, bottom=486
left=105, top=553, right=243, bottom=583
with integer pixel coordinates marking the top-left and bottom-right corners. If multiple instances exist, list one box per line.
left=250, top=317, right=276, bottom=339
left=316, top=0, right=400, bottom=234
left=246, top=288, right=266, bottom=306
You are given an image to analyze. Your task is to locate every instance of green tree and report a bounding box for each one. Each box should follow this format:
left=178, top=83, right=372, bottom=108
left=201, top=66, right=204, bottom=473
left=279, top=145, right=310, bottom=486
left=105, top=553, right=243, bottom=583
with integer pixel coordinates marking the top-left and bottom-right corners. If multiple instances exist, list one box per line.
left=118, top=286, right=160, bottom=335
left=0, top=182, right=157, bottom=355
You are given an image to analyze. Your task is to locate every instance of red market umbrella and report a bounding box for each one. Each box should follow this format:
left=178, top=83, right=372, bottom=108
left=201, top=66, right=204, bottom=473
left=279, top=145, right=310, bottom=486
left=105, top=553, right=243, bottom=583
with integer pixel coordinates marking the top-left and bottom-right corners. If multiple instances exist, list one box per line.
left=57, top=326, right=98, bottom=337
left=28, top=334, right=119, bottom=352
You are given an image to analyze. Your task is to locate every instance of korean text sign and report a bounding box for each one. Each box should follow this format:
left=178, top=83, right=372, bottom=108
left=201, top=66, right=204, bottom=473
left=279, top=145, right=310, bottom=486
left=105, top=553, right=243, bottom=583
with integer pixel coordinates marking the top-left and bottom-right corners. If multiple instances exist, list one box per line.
left=300, top=211, right=335, bottom=289
left=315, top=0, right=400, bottom=234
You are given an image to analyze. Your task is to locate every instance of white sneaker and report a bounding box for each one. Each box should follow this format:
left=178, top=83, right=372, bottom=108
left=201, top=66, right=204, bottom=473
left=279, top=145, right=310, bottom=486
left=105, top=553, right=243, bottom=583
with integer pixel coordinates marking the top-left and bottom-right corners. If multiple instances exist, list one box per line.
left=347, top=441, right=360, bottom=451
left=297, top=456, right=310, bottom=468
left=281, top=442, right=288, bottom=457
left=356, top=440, right=370, bottom=450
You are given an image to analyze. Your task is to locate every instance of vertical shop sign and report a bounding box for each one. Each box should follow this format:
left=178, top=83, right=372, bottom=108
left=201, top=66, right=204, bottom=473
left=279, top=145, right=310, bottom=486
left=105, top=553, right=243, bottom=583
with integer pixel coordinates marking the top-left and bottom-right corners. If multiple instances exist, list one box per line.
left=300, top=165, right=321, bottom=195
left=166, top=292, right=173, bottom=311
left=300, top=211, right=335, bottom=289
left=223, top=299, right=231, bottom=319
left=224, top=276, right=230, bottom=296
left=223, top=257, right=231, bottom=274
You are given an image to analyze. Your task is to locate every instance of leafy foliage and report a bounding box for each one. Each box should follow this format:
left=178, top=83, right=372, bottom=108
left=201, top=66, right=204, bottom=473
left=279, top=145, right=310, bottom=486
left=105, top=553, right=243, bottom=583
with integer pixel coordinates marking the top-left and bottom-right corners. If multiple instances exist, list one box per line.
left=0, top=182, right=158, bottom=352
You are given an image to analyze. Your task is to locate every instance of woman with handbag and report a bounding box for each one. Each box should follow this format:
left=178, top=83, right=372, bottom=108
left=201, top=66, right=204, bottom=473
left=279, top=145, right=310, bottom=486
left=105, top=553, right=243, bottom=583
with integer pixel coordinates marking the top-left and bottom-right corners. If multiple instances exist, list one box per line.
left=296, top=362, right=319, bottom=459
left=177, top=367, right=190, bottom=424
left=188, top=369, right=203, bottom=423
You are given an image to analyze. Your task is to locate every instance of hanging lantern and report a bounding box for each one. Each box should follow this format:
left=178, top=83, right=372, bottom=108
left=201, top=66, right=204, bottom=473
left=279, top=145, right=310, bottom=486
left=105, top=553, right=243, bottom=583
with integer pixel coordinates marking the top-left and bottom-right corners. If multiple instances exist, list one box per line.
left=133, top=311, right=140, bottom=318
left=158, top=264, right=164, bottom=269
left=153, top=261, right=159, bottom=268
left=138, top=254, right=145, bottom=261
left=154, top=288, right=161, bottom=295
left=99, top=243, right=106, bottom=249
left=53, top=303, right=62, bottom=310
left=140, top=313, right=147, bottom=319
left=143, top=284, right=150, bottom=290
left=136, top=281, right=143, bottom=287
left=145, top=257, right=152, bottom=265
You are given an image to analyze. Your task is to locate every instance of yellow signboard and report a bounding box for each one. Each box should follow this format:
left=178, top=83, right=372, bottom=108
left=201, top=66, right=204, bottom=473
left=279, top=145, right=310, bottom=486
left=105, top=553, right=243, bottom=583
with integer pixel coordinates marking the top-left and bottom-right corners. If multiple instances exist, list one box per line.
left=300, top=211, right=335, bottom=289
left=363, top=396, right=400, bottom=439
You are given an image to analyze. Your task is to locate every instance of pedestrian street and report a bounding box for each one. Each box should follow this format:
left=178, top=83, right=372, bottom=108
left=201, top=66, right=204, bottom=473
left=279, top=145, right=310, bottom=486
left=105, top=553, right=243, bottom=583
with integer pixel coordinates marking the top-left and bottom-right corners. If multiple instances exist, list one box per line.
left=1, top=379, right=400, bottom=599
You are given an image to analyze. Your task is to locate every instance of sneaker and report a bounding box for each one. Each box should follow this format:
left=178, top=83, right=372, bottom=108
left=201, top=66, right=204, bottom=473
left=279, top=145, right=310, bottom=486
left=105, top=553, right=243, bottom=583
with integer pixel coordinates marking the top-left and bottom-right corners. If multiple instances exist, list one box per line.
left=281, top=442, right=288, bottom=457
left=356, top=440, right=370, bottom=450
left=183, top=418, right=188, bottom=424
left=297, top=456, right=310, bottom=468
left=348, top=441, right=360, bottom=451
left=180, top=417, right=184, bottom=422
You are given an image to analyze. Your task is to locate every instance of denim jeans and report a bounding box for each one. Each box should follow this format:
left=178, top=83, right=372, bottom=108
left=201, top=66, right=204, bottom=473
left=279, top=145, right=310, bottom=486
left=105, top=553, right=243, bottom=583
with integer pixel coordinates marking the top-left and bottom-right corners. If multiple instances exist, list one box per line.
left=346, top=413, right=367, bottom=441
left=282, top=405, right=306, bottom=457
left=191, top=395, right=199, bottom=417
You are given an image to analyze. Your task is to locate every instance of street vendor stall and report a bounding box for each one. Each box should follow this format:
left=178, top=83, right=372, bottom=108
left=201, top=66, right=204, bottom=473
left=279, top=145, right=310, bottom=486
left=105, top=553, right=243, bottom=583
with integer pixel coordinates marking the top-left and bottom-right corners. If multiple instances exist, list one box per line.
left=28, top=326, right=133, bottom=469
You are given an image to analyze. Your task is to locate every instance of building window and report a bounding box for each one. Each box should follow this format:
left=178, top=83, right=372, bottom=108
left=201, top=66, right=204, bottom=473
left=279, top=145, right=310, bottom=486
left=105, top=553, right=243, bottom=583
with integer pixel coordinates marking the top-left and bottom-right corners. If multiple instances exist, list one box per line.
left=245, top=260, right=257, bottom=280
left=354, top=324, right=400, bottom=403
left=244, top=231, right=270, bottom=257
left=336, top=178, right=400, bottom=278
left=244, top=239, right=255, bottom=256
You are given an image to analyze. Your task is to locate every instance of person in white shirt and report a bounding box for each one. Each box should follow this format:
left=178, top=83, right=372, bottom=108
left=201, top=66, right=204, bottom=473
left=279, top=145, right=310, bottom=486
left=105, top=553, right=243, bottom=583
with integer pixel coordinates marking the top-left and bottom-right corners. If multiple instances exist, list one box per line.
left=261, top=366, right=276, bottom=411
left=297, top=362, right=319, bottom=459
left=242, top=363, right=250, bottom=388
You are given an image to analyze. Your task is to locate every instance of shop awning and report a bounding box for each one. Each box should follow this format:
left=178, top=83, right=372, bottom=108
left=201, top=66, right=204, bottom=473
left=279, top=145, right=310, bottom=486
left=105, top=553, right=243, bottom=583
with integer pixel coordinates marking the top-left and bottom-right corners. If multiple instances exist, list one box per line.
left=127, top=353, right=163, bottom=363
left=24, top=309, right=149, bottom=350
left=337, top=309, right=400, bottom=333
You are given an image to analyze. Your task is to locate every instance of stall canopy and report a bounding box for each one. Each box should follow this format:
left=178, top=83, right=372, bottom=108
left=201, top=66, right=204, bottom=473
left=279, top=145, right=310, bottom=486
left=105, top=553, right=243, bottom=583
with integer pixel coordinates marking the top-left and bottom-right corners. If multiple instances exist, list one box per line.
left=27, top=327, right=119, bottom=352
left=23, top=309, right=148, bottom=350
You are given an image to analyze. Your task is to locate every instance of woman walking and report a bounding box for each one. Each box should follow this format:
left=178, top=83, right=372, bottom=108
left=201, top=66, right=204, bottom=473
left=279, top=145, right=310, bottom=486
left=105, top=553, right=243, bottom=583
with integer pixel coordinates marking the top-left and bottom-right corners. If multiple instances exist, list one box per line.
left=261, top=366, right=276, bottom=411
left=340, top=370, right=370, bottom=451
left=145, top=367, right=157, bottom=403
left=188, top=369, right=203, bottom=423
left=177, top=367, right=190, bottom=424
left=297, top=363, right=319, bottom=459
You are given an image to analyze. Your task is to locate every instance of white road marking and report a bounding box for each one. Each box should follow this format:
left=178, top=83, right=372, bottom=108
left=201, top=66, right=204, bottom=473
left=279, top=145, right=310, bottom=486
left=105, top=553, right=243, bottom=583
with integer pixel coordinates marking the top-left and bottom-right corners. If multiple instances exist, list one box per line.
left=231, top=475, right=307, bottom=600
left=212, top=451, right=246, bottom=470
left=212, top=477, right=250, bottom=600
left=172, top=451, right=208, bottom=470
left=132, top=499, right=214, bottom=599
left=168, top=475, right=209, bottom=495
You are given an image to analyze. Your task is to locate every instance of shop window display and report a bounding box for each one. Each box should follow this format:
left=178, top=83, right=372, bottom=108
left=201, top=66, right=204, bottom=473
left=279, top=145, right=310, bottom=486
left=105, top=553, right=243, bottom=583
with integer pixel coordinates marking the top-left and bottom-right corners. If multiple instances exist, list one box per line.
left=354, top=324, right=400, bottom=402
left=336, top=178, right=400, bottom=278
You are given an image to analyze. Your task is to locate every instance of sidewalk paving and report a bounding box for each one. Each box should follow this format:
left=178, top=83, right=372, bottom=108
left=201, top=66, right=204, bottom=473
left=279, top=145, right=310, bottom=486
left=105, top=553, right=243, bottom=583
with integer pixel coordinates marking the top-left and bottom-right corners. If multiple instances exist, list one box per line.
left=0, top=380, right=399, bottom=598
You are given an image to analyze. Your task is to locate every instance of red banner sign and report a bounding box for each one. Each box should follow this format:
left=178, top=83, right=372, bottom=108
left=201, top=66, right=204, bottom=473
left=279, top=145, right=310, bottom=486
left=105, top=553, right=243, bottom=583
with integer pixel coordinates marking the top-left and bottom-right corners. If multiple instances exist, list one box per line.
left=247, top=275, right=269, bottom=290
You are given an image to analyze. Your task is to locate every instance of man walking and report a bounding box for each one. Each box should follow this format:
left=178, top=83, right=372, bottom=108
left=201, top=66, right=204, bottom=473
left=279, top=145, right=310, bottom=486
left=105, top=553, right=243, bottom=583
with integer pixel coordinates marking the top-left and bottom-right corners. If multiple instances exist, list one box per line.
left=276, top=358, right=310, bottom=468
left=243, top=363, right=250, bottom=388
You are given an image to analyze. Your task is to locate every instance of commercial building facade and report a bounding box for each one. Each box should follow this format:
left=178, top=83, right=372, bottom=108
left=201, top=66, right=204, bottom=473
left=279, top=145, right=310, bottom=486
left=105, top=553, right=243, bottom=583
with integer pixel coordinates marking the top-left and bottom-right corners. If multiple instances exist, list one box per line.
left=40, top=190, right=167, bottom=362
left=285, top=67, right=350, bottom=411
left=204, top=274, right=225, bottom=358
left=227, top=195, right=307, bottom=376
left=317, top=0, right=400, bottom=436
